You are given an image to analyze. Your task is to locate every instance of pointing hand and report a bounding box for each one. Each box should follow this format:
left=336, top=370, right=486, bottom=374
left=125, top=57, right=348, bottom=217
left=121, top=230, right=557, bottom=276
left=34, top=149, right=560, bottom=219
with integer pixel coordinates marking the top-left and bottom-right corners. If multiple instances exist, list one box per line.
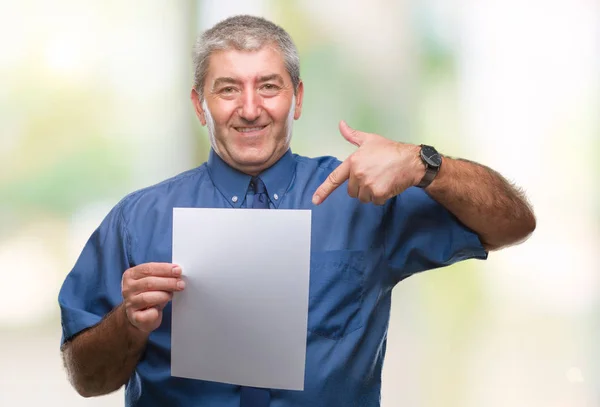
left=312, top=121, right=425, bottom=205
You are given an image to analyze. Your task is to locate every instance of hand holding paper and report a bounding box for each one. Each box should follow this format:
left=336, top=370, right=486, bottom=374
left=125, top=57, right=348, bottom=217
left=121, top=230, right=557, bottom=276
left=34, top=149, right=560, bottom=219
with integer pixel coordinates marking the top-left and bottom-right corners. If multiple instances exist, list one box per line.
left=121, top=262, right=186, bottom=333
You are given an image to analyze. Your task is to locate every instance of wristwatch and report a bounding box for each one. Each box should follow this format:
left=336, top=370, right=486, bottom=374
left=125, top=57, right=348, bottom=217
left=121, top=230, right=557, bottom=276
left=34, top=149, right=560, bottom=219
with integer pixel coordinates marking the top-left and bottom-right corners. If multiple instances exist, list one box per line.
left=416, top=144, right=442, bottom=188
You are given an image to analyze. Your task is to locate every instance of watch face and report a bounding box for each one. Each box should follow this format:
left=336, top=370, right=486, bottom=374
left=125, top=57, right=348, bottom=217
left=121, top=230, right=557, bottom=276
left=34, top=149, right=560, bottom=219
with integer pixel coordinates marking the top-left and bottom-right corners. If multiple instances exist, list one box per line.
left=421, top=145, right=442, bottom=167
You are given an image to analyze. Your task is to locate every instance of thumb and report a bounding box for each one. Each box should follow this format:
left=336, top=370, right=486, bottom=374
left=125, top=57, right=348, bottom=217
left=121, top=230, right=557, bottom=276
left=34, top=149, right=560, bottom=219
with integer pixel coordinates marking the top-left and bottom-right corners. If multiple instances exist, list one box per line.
left=339, top=120, right=366, bottom=147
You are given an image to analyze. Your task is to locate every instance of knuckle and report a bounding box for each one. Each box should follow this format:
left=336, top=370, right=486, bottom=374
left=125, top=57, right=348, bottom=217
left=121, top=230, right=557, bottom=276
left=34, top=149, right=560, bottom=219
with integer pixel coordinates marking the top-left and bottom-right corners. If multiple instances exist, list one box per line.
left=122, top=287, right=134, bottom=300
left=122, top=284, right=133, bottom=301
left=144, top=278, right=155, bottom=291
left=159, top=292, right=170, bottom=306
left=131, top=266, right=143, bottom=279
left=124, top=299, right=134, bottom=311
left=327, top=172, right=340, bottom=186
left=122, top=269, right=133, bottom=285
left=150, top=262, right=164, bottom=273
left=141, top=291, right=155, bottom=306
left=371, top=185, right=384, bottom=198
left=121, top=280, right=131, bottom=296
left=141, top=264, right=153, bottom=277
left=332, top=168, right=348, bottom=186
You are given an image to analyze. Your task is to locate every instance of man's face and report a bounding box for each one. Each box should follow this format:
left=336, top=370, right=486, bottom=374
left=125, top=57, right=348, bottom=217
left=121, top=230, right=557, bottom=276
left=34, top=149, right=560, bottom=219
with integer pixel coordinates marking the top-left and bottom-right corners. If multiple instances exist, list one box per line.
left=191, top=45, right=303, bottom=175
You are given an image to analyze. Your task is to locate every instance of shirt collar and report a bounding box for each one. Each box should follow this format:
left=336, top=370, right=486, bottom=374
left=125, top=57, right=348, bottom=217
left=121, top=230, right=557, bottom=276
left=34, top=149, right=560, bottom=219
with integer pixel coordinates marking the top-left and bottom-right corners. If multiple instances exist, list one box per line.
left=207, top=148, right=296, bottom=208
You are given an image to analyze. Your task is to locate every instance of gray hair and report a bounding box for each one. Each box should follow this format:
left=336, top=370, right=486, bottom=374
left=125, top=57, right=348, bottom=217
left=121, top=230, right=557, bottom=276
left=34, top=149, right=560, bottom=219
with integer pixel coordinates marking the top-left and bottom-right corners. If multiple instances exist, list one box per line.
left=192, top=15, right=301, bottom=101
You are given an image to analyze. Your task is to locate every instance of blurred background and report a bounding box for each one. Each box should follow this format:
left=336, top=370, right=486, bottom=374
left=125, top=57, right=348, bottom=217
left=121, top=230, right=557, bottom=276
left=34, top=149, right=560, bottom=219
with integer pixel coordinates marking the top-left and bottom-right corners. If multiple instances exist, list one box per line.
left=0, top=0, right=598, bottom=406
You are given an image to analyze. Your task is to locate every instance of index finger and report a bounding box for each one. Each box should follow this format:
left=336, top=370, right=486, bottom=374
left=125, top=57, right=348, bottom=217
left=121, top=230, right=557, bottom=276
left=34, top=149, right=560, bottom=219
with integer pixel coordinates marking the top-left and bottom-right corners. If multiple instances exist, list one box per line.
left=131, top=262, right=182, bottom=280
left=312, top=159, right=351, bottom=205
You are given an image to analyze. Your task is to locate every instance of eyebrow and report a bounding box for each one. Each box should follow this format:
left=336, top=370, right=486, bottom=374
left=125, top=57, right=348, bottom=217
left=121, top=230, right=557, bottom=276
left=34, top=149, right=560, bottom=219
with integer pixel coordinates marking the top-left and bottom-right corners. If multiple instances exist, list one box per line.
left=212, top=77, right=240, bottom=88
left=257, top=74, right=284, bottom=84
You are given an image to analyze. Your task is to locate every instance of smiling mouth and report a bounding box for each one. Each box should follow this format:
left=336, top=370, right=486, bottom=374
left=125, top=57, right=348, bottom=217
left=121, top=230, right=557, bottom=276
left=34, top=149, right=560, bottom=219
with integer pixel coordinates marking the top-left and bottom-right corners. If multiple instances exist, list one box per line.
left=234, top=125, right=268, bottom=133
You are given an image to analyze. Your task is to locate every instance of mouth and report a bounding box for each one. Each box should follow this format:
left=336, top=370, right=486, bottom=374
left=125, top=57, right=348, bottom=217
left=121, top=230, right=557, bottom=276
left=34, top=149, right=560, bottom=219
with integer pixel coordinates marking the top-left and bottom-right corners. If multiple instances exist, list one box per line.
left=234, top=125, right=268, bottom=135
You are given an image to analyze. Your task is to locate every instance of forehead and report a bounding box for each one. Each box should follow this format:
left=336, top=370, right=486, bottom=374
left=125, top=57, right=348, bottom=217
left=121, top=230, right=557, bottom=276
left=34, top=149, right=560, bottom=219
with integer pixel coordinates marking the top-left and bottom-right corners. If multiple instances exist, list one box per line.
left=206, top=46, right=289, bottom=82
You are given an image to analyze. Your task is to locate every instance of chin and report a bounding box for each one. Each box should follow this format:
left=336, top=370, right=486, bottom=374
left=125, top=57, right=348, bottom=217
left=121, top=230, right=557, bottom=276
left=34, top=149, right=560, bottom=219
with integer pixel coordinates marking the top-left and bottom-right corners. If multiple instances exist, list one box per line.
left=232, top=149, right=271, bottom=168
left=225, top=140, right=287, bottom=171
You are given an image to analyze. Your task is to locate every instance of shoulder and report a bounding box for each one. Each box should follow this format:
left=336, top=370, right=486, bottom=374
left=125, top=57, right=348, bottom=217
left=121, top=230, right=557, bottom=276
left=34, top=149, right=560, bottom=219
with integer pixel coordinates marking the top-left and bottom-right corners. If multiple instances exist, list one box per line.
left=113, top=164, right=210, bottom=219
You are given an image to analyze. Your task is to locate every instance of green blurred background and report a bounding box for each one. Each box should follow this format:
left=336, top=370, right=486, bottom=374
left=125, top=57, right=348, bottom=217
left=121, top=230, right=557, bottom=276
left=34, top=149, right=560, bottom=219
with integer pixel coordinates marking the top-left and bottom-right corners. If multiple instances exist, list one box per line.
left=0, top=0, right=598, bottom=406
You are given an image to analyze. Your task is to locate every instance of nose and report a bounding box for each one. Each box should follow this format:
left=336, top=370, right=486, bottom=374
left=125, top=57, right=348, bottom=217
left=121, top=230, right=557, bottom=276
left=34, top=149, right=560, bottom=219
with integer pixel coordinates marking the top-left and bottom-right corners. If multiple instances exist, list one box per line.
left=238, top=89, right=261, bottom=122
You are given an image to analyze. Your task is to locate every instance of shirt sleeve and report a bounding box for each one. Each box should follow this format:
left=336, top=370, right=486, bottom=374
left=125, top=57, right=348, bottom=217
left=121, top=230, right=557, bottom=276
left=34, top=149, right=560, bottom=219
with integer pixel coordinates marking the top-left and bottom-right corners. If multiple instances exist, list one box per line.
left=384, top=187, right=488, bottom=285
left=58, top=201, right=131, bottom=346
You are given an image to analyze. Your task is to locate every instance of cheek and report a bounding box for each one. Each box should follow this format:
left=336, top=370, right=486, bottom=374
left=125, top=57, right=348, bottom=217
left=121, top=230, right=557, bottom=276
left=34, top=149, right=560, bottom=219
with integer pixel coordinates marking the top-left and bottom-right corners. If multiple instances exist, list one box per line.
left=210, top=102, right=237, bottom=125
left=263, top=99, right=292, bottom=124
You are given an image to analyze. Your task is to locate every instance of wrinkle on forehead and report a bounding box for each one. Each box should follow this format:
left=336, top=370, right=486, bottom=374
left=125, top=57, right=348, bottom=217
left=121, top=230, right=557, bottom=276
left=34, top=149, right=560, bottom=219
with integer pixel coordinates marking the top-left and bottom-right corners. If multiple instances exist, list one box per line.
left=205, top=46, right=290, bottom=88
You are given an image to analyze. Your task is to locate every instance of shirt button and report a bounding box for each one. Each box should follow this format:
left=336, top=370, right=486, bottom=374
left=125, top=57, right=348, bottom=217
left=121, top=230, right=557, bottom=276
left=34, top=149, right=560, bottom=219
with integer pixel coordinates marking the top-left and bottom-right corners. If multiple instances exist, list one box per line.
left=232, top=196, right=238, bottom=203
left=273, top=194, right=279, bottom=200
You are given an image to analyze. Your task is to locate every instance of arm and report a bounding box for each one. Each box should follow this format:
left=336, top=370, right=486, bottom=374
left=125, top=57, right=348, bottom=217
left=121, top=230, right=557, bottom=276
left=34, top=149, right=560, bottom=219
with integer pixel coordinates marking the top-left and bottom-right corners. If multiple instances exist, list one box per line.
left=423, top=156, right=536, bottom=251
left=61, top=262, right=185, bottom=397
left=61, top=303, right=148, bottom=397
left=312, top=120, right=536, bottom=252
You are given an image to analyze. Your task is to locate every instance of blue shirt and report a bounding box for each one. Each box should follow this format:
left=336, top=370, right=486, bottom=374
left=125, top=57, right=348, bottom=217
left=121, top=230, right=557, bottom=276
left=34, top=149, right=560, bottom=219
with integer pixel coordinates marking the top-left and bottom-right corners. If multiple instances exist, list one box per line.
left=58, top=148, right=487, bottom=407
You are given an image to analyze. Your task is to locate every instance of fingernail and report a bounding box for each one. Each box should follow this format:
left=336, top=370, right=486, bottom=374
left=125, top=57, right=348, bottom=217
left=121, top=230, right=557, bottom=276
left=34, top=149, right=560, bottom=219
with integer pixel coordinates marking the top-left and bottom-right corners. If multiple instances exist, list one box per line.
left=312, top=194, right=320, bottom=205
left=172, top=267, right=182, bottom=276
left=177, top=280, right=186, bottom=289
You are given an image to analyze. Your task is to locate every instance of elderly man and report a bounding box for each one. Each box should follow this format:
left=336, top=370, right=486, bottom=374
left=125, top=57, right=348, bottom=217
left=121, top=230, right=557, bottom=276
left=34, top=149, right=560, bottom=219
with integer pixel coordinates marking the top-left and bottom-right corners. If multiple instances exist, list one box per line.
left=58, top=14, right=536, bottom=407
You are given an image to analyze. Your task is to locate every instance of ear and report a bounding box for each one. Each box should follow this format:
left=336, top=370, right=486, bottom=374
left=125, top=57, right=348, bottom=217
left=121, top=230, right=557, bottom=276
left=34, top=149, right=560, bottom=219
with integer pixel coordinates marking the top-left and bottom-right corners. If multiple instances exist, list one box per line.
left=293, top=80, right=304, bottom=120
left=190, top=89, right=207, bottom=126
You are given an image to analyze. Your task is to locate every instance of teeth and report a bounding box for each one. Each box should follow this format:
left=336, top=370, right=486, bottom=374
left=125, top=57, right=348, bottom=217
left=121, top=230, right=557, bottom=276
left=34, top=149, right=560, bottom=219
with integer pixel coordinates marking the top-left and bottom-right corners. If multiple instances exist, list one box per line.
left=237, top=126, right=265, bottom=133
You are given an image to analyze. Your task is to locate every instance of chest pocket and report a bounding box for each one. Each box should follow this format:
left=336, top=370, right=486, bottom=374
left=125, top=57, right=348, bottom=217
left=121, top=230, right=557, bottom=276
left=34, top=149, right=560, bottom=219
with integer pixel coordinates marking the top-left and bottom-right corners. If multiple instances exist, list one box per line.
left=307, top=250, right=367, bottom=340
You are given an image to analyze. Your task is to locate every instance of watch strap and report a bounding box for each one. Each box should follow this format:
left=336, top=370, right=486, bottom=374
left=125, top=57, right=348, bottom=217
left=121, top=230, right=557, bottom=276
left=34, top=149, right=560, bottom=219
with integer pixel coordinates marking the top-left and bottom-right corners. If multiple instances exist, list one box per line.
left=417, top=166, right=438, bottom=188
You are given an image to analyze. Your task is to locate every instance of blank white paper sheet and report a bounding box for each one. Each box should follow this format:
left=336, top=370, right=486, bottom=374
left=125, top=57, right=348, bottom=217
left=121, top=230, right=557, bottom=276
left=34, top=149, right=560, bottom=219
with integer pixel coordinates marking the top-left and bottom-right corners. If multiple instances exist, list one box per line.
left=171, top=207, right=311, bottom=390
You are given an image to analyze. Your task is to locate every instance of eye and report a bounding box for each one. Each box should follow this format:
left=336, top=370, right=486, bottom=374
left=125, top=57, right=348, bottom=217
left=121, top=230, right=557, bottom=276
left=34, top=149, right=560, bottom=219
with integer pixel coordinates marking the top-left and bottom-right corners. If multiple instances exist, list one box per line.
left=221, top=87, right=235, bottom=94
left=260, top=83, right=280, bottom=95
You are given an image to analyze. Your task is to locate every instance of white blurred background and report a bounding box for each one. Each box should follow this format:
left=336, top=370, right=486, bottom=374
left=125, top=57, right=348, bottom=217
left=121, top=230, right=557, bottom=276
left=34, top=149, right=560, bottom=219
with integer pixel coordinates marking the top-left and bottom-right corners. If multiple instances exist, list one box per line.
left=0, top=0, right=598, bottom=406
